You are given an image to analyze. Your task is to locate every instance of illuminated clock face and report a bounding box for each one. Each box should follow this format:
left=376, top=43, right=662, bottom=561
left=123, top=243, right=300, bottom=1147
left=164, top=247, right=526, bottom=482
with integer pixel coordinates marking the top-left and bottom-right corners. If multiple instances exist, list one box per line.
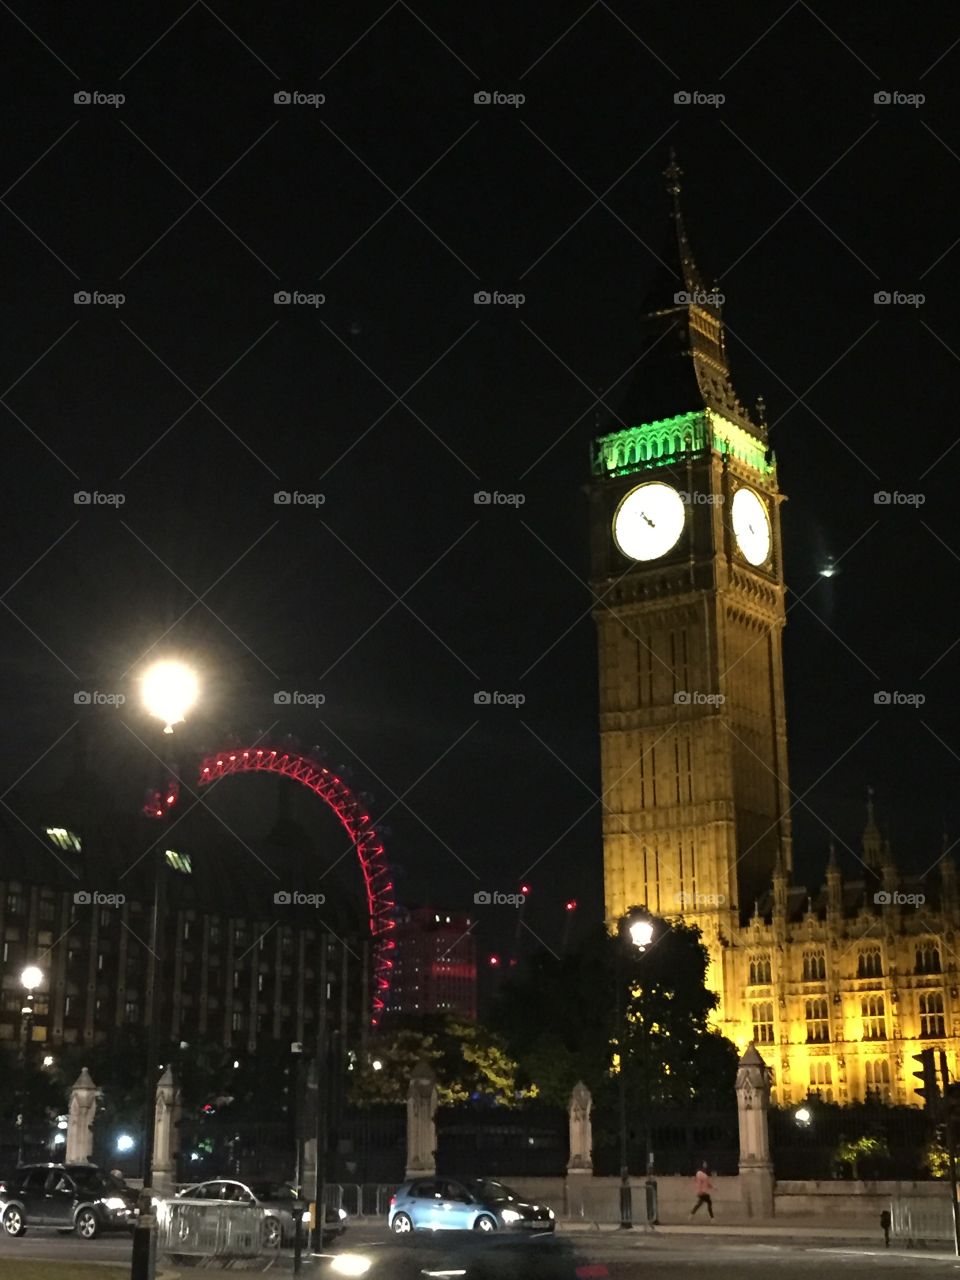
left=731, top=487, right=771, bottom=566
left=613, top=482, right=686, bottom=562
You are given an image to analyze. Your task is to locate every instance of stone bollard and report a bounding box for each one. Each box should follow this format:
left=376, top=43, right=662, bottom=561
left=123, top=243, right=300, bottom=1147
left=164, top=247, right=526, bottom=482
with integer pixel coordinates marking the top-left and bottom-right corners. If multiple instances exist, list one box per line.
left=736, top=1043, right=775, bottom=1218
left=66, top=1068, right=100, bottom=1165
left=405, top=1059, right=438, bottom=1179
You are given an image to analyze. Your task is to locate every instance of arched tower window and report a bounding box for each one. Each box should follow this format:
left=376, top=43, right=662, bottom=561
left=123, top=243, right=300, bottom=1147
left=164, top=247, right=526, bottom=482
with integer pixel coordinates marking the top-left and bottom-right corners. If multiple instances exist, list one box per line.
left=805, top=998, right=830, bottom=1042
left=864, top=1058, right=891, bottom=1101
left=749, top=954, right=772, bottom=985
left=752, top=1001, right=775, bottom=1044
left=861, top=995, right=886, bottom=1040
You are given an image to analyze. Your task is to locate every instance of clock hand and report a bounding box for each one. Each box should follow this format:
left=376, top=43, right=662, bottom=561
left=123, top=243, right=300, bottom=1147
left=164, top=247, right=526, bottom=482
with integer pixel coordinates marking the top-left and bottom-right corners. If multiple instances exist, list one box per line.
left=640, top=512, right=655, bottom=527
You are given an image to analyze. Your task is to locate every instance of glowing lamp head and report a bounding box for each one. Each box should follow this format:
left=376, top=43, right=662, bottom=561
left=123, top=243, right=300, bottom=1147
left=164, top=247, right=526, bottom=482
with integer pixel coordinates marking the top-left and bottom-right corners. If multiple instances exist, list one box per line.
left=20, top=965, right=43, bottom=991
left=794, top=1106, right=812, bottom=1127
left=371, top=1059, right=383, bottom=1072
left=141, top=660, right=199, bottom=733
left=116, top=1133, right=135, bottom=1153
left=626, top=918, right=654, bottom=951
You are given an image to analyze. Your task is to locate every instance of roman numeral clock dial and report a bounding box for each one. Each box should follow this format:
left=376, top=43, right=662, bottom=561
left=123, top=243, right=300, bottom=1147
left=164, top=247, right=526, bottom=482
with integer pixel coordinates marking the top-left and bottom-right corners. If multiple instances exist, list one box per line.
left=612, top=481, right=686, bottom=561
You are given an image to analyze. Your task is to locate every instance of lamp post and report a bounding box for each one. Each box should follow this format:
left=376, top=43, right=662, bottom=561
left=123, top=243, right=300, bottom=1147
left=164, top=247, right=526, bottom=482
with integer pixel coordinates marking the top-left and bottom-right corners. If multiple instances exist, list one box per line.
left=616, top=912, right=655, bottom=1229
left=17, top=965, right=44, bottom=1165
left=130, top=659, right=198, bottom=1280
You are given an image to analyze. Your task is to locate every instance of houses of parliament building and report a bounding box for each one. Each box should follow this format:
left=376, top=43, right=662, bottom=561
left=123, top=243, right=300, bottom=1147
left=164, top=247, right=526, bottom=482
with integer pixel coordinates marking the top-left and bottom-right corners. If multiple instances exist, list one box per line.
left=591, top=156, right=956, bottom=1107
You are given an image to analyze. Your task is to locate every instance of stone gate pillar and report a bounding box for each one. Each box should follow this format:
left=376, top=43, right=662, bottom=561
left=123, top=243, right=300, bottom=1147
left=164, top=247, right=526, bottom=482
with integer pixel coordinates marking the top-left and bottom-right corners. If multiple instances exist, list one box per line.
left=66, top=1068, right=100, bottom=1164
left=405, top=1059, right=438, bottom=1179
left=736, top=1043, right=775, bottom=1218
left=566, top=1081, right=593, bottom=1175
left=153, top=1065, right=181, bottom=1193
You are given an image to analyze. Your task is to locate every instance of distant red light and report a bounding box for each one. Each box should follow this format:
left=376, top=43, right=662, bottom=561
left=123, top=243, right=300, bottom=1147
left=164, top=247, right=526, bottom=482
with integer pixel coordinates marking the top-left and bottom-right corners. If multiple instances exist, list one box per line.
left=565, top=899, right=577, bottom=912
left=489, top=955, right=500, bottom=966
left=520, top=884, right=531, bottom=895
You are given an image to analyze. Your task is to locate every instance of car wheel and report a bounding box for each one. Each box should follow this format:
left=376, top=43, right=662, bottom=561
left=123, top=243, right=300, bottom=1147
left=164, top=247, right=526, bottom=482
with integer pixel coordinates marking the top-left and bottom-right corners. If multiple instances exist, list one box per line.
left=391, top=1212, right=413, bottom=1234
left=75, top=1208, right=99, bottom=1240
left=263, top=1217, right=281, bottom=1248
left=474, top=1214, right=497, bottom=1232
left=2, top=1207, right=25, bottom=1237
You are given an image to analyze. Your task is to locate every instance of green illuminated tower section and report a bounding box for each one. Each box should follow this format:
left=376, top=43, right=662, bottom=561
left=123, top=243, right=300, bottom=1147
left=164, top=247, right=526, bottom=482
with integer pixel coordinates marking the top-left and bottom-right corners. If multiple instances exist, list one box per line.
left=589, top=156, right=792, bottom=996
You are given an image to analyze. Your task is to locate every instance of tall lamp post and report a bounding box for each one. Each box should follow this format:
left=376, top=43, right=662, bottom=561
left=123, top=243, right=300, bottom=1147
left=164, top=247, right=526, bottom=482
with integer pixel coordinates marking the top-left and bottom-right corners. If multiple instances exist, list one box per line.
left=17, top=965, right=44, bottom=1165
left=617, top=912, right=655, bottom=1229
left=130, top=660, right=198, bottom=1280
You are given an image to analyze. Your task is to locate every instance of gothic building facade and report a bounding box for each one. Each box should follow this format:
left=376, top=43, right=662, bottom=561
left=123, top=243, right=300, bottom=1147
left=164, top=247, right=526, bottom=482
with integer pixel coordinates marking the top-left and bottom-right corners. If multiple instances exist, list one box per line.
left=591, top=156, right=957, bottom=1106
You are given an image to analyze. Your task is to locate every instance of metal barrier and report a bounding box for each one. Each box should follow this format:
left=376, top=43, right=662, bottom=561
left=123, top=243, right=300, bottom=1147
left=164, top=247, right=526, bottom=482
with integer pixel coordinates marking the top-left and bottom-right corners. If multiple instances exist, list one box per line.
left=890, top=1197, right=956, bottom=1244
left=157, top=1197, right=279, bottom=1268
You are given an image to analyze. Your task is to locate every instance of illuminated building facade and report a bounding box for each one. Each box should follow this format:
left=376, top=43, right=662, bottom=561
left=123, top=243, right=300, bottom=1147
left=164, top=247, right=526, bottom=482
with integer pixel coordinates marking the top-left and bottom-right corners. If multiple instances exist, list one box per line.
left=384, top=907, right=477, bottom=1021
left=591, top=155, right=959, bottom=1104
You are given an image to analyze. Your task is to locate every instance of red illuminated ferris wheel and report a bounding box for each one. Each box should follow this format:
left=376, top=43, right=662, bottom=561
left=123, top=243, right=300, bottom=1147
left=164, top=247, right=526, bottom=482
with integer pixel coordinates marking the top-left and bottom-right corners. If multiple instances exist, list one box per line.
left=195, top=745, right=396, bottom=1024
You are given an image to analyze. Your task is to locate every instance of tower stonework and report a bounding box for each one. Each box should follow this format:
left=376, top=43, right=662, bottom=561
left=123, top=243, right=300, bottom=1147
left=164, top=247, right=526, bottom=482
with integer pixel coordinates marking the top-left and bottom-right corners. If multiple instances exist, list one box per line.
left=590, top=158, right=960, bottom=1103
left=590, top=156, right=791, bottom=1015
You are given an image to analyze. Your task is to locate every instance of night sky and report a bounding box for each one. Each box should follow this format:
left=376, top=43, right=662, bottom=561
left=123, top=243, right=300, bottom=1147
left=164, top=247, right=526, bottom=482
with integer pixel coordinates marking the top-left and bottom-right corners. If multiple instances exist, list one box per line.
left=2, top=3, right=959, bottom=979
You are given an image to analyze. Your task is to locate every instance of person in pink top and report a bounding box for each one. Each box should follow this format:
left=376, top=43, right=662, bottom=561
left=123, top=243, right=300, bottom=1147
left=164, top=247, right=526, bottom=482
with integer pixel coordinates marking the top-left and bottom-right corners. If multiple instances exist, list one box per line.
left=690, top=1162, right=714, bottom=1218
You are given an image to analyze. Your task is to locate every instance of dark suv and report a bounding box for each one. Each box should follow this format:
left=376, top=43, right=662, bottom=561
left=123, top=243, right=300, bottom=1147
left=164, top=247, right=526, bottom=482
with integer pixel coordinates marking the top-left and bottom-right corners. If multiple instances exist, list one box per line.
left=0, top=1164, right=138, bottom=1239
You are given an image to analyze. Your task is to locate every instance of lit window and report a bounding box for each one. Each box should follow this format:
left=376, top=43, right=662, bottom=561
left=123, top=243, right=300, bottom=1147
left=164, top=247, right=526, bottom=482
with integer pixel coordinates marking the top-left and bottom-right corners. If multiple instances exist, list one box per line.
left=165, top=850, right=192, bottom=874
left=44, top=828, right=82, bottom=853
left=749, top=955, right=772, bottom=985
left=864, top=1058, right=891, bottom=1101
left=861, top=995, right=886, bottom=1040
left=916, top=944, right=942, bottom=975
left=809, top=1060, right=833, bottom=1101
left=805, top=998, right=830, bottom=1043
left=920, top=991, right=945, bottom=1038
left=752, top=1001, right=775, bottom=1043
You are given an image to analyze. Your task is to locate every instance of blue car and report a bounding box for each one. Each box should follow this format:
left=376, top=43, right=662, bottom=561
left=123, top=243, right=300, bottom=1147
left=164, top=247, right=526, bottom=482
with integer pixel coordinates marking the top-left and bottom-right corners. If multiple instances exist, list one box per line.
left=388, top=1178, right=555, bottom=1234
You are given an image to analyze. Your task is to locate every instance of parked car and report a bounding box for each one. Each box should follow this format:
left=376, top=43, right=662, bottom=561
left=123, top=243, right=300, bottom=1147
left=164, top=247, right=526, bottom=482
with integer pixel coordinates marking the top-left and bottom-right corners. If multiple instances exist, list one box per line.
left=388, top=1177, right=556, bottom=1234
left=0, top=1164, right=138, bottom=1239
left=175, top=1178, right=347, bottom=1247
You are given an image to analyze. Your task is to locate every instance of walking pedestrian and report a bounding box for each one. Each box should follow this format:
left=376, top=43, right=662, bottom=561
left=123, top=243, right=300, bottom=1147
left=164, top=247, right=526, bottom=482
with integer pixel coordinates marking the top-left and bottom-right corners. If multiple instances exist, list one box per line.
left=690, top=1161, right=714, bottom=1219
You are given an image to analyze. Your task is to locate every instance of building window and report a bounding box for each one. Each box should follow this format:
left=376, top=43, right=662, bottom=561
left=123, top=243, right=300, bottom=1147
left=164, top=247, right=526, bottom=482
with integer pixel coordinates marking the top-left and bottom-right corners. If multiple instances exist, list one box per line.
left=858, top=948, right=882, bottom=979
left=752, top=1002, right=775, bottom=1043
left=916, top=944, right=942, bottom=975
left=232, top=1011, right=243, bottom=1031
left=864, top=1058, right=891, bottom=1101
left=6, top=892, right=25, bottom=916
left=805, top=998, right=830, bottom=1042
left=920, top=991, right=946, bottom=1038
left=39, top=898, right=56, bottom=923
left=749, top=955, right=772, bottom=986
left=809, top=1061, right=833, bottom=1101
left=803, top=951, right=826, bottom=982
left=125, top=1001, right=139, bottom=1022
left=862, top=995, right=886, bottom=1040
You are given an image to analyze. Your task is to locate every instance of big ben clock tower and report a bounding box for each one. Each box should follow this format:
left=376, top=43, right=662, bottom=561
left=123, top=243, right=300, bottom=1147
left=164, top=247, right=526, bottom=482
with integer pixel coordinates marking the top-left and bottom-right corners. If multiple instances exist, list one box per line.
left=590, top=155, right=792, bottom=1012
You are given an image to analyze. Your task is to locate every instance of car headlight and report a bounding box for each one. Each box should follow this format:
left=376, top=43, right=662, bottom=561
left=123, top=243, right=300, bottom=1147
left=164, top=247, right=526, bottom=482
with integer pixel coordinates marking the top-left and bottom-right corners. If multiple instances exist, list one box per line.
left=329, top=1255, right=372, bottom=1277
left=338, top=1207, right=348, bottom=1219
left=104, top=1197, right=127, bottom=1211
left=548, top=1208, right=555, bottom=1219
left=501, top=1208, right=521, bottom=1223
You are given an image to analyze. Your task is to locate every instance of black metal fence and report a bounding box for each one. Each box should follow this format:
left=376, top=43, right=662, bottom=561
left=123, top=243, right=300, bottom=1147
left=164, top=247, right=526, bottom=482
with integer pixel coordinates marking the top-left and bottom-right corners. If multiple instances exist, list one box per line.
left=436, top=1103, right=568, bottom=1177
left=591, top=1101, right=739, bottom=1177
left=769, top=1101, right=933, bottom=1180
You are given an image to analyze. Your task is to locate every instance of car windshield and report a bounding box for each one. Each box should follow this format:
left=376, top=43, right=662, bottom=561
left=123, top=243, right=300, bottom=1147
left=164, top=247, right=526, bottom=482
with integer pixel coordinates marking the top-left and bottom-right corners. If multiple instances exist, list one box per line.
left=469, top=1179, right=519, bottom=1203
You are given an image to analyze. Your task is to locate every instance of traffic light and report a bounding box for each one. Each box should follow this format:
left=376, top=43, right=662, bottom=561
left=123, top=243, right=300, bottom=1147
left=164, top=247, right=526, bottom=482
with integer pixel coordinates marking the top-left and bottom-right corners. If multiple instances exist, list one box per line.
left=945, top=1082, right=960, bottom=1128
left=913, top=1047, right=941, bottom=1112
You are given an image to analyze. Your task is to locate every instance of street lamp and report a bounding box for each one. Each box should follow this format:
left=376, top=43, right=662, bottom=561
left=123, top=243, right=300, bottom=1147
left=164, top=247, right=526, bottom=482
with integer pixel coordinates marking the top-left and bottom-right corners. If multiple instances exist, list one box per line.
left=616, top=910, right=656, bottom=1229
left=17, top=965, right=44, bottom=1164
left=131, top=659, right=199, bottom=1280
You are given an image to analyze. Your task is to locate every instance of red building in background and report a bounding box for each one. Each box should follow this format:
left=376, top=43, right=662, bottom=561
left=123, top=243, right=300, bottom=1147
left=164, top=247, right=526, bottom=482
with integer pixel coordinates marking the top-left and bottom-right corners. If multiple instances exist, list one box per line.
left=384, top=907, right=477, bottom=1020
